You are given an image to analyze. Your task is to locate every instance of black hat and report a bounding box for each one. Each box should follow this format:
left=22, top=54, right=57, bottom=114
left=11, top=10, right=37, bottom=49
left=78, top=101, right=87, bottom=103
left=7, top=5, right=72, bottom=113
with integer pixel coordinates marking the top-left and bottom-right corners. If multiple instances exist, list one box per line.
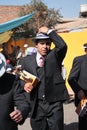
left=83, top=43, right=87, bottom=49
left=32, top=33, right=50, bottom=43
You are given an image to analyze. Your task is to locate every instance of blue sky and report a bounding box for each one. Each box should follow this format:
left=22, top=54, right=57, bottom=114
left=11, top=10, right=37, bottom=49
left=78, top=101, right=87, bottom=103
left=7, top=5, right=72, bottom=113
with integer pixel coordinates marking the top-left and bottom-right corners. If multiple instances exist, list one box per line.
left=0, top=0, right=87, bottom=18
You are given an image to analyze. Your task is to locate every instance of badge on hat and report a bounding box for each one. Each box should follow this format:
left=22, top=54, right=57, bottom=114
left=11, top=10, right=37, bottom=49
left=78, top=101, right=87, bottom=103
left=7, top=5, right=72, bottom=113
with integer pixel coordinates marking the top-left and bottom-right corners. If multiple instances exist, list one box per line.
left=0, top=53, right=6, bottom=77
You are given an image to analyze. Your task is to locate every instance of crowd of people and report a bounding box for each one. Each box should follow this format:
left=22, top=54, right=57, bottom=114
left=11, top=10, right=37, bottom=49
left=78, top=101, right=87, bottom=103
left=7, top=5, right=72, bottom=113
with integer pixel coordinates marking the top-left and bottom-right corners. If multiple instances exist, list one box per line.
left=0, top=26, right=87, bottom=130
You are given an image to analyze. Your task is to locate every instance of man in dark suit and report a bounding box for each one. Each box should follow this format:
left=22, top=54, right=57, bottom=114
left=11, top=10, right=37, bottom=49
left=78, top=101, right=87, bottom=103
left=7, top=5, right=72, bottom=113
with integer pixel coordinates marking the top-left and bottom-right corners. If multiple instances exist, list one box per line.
left=68, top=43, right=87, bottom=130
left=20, top=26, right=69, bottom=130
left=0, top=52, right=29, bottom=130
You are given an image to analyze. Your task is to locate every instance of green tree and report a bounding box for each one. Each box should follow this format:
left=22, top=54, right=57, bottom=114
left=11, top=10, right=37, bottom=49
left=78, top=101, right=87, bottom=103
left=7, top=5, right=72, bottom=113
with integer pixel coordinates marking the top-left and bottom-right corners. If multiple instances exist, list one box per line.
left=13, top=0, right=62, bottom=38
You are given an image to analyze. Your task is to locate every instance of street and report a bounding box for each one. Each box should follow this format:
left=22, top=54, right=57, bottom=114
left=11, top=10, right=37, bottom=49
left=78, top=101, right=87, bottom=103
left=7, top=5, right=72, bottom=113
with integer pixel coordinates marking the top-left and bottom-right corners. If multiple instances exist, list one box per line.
left=18, top=101, right=78, bottom=130
left=64, top=102, right=78, bottom=130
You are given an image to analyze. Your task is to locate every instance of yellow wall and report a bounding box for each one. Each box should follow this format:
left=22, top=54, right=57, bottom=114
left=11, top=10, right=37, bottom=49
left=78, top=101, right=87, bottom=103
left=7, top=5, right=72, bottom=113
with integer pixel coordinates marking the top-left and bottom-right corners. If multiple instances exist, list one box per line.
left=51, top=29, right=87, bottom=94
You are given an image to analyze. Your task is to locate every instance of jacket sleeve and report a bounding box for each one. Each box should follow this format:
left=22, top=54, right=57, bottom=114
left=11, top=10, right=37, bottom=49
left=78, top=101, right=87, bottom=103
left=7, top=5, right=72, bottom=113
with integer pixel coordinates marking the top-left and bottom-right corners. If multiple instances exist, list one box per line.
left=68, top=57, right=82, bottom=93
left=13, top=76, right=30, bottom=124
left=49, top=30, right=67, bottom=62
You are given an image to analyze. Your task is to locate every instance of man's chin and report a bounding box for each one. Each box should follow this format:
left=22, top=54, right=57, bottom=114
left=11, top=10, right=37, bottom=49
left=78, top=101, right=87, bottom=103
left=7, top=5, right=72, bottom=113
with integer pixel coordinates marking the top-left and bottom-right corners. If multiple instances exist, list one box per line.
left=42, top=53, right=47, bottom=56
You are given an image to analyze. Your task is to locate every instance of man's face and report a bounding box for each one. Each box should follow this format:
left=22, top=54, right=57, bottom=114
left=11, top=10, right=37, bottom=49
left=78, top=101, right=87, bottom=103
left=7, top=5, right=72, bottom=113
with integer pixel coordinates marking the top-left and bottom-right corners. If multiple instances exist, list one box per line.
left=36, top=39, right=51, bottom=56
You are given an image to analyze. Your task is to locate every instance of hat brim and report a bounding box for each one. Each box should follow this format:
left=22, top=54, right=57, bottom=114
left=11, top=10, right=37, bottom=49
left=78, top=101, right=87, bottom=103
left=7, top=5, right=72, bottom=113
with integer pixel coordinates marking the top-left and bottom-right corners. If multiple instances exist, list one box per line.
left=32, top=37, right=50, bottom=43
left=32, top=33, right=50, bottom=43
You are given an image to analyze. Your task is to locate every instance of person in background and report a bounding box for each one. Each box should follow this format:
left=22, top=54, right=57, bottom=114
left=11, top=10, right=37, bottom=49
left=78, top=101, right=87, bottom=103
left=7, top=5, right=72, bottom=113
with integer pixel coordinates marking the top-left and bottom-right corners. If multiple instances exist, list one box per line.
left=16, top=46, right=23, bottom=65
left=11, top=46, right=23, bottom=66
left=12, top=65, right=22, bottom=75
left=20, top=26, right=69, bottom=130
left=68, top=43, right=87, bottom=130
left=25, top=47, right=37, bottom=56
left=6, top=59, right=13, bottom=72
left=0, top=52, right=30, bottom=130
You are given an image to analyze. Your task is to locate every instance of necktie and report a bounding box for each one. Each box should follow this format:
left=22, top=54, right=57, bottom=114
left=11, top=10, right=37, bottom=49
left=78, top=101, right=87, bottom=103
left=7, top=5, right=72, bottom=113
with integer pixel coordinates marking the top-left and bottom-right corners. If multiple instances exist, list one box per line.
left=38, top=57, right=45, bottom=67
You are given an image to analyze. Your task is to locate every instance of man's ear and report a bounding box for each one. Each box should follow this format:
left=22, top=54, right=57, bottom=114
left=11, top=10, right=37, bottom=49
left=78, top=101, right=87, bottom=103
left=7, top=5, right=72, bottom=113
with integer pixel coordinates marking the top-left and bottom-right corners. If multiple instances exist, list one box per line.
left=35, top=44, right=38, bottom=48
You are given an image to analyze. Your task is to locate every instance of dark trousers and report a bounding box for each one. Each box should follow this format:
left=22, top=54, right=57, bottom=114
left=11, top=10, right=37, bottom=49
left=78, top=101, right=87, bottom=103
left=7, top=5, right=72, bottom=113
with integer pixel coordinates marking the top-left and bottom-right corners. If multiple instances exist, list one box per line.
left=30, top=100, right=64, bottom=130
left=79, top=115, right=87, bottom=130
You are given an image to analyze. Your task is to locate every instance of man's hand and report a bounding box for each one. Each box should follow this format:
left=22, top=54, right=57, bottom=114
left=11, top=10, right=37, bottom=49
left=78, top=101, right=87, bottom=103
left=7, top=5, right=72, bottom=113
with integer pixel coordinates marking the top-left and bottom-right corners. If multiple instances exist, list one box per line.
left=38, top=26, right=49, bottom=34
left=10, top=109, right=23, bottom=123
left=24, top=82, right=33, bottom=93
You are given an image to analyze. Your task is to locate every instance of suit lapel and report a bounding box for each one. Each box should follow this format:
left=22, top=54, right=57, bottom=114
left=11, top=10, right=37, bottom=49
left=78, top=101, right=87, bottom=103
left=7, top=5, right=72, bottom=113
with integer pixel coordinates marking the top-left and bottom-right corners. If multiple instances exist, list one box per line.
left=29, top=54, right=38, bottom=77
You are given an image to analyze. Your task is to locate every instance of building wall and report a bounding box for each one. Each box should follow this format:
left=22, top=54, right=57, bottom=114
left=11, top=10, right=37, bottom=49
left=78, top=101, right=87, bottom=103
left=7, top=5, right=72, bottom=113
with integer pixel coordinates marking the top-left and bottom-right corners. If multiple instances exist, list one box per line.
left=0, top=6, right=21, bottom=23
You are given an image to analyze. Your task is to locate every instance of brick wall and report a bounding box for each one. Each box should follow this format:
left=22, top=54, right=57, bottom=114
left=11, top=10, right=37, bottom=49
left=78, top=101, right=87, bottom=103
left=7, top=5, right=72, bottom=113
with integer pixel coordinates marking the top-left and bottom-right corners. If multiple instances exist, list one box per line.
left=0, top=6, right=22, bottom=23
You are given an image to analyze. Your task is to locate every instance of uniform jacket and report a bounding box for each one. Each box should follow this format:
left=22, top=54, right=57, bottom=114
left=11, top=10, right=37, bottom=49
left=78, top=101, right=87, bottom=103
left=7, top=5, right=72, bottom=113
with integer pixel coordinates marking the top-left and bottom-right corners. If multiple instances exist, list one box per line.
left=0, top=73, right=29, bottom=130
left=68, top=54, right=87, bottom=106
left=20, top=30, right=69, bottom=116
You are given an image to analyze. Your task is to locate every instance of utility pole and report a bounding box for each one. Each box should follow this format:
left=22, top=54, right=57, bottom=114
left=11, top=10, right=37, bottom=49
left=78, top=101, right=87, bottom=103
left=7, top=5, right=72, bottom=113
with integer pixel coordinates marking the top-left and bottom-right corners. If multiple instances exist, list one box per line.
left=33, top=0, right=41, bottom=30
left=37, top=11, right=40, bottom=30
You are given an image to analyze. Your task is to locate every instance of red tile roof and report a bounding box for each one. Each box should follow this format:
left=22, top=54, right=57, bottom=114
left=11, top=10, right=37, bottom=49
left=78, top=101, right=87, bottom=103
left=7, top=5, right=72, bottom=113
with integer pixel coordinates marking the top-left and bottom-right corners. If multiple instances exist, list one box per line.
left=0, top=6, right=21, bottom=24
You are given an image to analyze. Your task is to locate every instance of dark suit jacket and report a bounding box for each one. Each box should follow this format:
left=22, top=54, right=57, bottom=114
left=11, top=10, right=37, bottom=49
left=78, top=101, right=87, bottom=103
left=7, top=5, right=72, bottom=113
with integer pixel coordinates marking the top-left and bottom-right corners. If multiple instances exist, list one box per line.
left=20, top=30, right=69, bottom=116
left=0, top=73, right=29, bottom=130
left=68, top=54, right=87, bottom=106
